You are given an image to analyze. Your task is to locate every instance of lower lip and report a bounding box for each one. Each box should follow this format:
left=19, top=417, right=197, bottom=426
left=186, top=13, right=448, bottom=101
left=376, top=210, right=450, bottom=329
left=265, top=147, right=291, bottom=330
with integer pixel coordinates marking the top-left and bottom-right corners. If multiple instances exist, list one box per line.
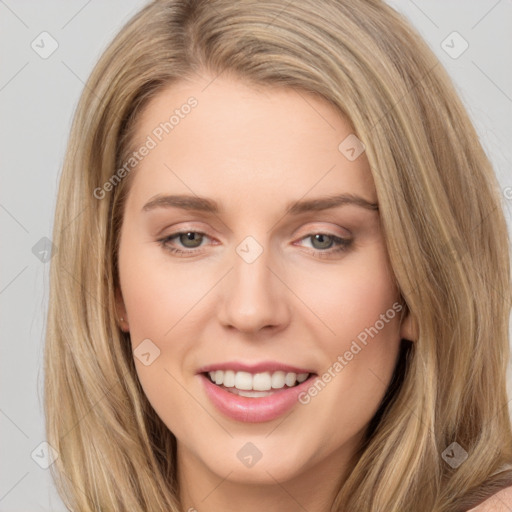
left=199, top=373, right=317, bottom=423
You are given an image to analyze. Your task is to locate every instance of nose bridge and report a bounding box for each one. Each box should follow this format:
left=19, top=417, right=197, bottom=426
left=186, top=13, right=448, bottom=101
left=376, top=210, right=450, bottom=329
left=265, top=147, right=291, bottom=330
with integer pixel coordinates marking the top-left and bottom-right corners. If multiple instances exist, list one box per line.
left=218, top=234, right=289, bottom=332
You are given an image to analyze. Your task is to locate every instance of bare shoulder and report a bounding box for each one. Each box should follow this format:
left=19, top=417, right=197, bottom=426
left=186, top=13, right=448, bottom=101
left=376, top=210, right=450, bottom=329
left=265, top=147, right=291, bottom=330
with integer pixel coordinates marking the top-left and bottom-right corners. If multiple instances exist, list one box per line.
left=467, top=484, right=512, bottom=511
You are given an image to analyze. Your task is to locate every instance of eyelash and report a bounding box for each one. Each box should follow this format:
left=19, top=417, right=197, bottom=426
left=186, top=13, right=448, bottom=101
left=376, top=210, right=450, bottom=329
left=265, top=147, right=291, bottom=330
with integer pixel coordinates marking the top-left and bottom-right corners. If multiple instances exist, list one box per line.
left=157, top=231, right=353, bottom=259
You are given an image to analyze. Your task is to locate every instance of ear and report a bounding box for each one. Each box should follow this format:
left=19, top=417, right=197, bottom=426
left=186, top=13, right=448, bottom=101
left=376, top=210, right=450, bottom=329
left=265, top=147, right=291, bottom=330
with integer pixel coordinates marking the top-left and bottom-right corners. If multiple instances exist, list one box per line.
left=399, top=304, right=418, bottom=342
left=115, top=287, right=130, bottom=332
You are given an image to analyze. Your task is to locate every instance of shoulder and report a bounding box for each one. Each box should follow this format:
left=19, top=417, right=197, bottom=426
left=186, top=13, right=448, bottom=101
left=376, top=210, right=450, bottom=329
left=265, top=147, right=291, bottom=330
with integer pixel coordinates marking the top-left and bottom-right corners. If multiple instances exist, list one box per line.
left=467, top=484, right=512, bottom=511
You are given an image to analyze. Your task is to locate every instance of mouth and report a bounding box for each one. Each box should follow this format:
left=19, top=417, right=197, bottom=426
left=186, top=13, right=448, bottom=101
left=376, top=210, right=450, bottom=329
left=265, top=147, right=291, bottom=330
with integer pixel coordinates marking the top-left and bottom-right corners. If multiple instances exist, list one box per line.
left=202, top=370, right=315, bottom=398
left=198, top=365, right=319, bottom=422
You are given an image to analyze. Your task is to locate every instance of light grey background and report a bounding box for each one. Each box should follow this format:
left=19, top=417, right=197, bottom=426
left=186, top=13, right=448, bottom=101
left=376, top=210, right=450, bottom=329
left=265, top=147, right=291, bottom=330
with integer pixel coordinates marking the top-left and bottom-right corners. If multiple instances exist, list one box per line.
left=1, top=1, right=511, bottom=510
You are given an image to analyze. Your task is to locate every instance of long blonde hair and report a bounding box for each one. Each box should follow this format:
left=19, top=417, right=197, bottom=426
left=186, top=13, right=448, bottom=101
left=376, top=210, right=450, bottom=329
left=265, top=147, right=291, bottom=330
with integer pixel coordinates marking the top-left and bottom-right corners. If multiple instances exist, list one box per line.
left=44, top=0, right=512, bottom=510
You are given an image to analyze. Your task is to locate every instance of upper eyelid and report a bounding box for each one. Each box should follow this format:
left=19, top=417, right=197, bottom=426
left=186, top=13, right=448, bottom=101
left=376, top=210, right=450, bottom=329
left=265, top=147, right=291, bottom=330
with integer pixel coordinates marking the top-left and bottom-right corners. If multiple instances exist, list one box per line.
left=159, top=220, right=351, bottom=239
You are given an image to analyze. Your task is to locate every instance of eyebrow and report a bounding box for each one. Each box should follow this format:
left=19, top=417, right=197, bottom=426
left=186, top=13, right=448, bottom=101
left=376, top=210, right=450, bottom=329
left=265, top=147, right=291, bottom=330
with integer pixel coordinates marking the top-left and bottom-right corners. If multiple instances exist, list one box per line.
left=142, top=193, right=378, bottom=214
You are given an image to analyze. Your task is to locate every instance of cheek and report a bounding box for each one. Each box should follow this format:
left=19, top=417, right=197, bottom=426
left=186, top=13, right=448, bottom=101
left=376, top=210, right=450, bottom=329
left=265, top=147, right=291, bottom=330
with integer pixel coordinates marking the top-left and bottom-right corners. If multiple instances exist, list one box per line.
left=298, top=247, right=402, bottom=424
left=301, top=246, right=399, bottom=348
left=118, top=239, right=199, bottom=431
left=118, top=238, right=208, bottom=342
left=117, top=236, right=210, bottom=416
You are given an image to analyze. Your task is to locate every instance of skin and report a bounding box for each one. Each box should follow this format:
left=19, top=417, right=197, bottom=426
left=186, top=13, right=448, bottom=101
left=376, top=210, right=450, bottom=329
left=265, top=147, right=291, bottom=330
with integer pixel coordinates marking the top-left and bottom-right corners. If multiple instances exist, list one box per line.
left=115, top=73, right=416, bottom=512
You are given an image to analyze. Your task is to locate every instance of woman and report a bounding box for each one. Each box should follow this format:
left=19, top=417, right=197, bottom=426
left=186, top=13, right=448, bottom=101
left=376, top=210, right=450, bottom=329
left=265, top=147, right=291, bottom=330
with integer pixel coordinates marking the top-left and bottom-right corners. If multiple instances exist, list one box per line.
left=44, top=0, right=512, bottom=510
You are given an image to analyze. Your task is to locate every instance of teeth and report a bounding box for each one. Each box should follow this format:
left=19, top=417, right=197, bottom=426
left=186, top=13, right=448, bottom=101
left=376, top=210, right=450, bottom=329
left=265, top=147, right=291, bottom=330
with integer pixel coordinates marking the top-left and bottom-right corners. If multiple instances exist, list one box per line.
left=207, top=370, right=310, bottom=390
left=297, top=373, right=309, bottom=383
left=271, top=371, right=286, bottom=389
left=223, top=370, right=235, bottom=387
left=235, top=371, right=253, bottom=390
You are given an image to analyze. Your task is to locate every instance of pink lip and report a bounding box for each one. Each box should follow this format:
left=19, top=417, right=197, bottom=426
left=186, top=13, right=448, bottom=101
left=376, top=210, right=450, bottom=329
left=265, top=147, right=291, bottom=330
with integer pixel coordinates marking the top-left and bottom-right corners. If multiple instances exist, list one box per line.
left=199, top=373, right=318, bottom=423
left=196, top=360, right=315, bottom=375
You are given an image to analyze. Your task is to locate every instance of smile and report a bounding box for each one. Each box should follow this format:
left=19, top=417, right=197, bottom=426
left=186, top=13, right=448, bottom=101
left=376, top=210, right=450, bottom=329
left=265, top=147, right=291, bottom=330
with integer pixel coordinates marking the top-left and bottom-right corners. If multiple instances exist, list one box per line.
left=205, top=370, right=310, bottom=396
left=198, top=364, right=319, bottom=423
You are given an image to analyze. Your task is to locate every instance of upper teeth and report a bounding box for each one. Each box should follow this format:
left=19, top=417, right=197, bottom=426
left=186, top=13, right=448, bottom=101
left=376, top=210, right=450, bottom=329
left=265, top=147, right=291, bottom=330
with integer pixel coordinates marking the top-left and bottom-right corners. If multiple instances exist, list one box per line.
left=208, top=370, right=309, bottom=390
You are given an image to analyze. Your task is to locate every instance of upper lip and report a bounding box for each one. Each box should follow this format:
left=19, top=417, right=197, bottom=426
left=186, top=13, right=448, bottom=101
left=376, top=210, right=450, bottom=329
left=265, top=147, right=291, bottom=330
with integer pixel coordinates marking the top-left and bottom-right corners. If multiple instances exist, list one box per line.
left=197, top=361, right=316, bottom=375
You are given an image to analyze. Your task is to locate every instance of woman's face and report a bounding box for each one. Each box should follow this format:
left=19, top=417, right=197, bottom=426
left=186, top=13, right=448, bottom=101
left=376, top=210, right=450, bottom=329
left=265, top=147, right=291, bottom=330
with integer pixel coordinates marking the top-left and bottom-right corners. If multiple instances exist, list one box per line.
left=116, top=74, right=413, bottom=504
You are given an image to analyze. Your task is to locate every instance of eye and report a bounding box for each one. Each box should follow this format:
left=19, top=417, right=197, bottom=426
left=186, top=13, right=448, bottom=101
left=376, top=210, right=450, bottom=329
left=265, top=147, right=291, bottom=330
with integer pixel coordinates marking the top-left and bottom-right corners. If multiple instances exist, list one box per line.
left=295, top=233, right=353, bottom=258
left=157, top=230, right=353, bottom=258
left=158, top=231, right=211, bottom=255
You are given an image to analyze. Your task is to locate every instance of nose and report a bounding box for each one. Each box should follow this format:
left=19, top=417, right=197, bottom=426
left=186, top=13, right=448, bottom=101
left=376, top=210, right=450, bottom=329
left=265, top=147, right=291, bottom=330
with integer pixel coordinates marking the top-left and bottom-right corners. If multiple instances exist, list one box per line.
left=217, top=241, right=291, bottom=335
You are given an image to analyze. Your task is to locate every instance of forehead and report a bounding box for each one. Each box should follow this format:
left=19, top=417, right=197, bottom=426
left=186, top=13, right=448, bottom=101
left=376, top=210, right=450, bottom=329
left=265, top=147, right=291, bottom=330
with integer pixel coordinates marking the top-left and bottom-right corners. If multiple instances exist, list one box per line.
left=126, top=75, right=376, bottom=210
